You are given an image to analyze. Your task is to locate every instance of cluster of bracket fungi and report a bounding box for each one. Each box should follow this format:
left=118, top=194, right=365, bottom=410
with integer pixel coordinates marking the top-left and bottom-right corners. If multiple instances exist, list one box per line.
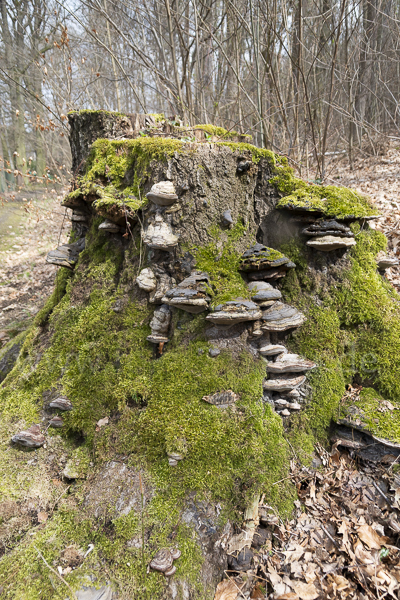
left=13, top=166, right=398, bottom=453
left=11, top=396, right=73, bottom=448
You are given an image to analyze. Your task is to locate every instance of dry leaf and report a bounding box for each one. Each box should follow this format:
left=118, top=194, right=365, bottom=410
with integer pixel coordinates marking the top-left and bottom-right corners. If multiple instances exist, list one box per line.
left=214, top=579, right=240, bottom=600
left=291, top=561, right=303, bottom=577
left=357, top=524, right=387, bottom=550
left=95, top=417, right=109, bottom=431
left=267, top=564, right=293, bottom=596
left=388, top=513, right=400, bottom=533
left=227, top=531, right=252, bottom=554
left=354, top=539, right=375, bottom=564
left=303, top=563, right=318, bottom=583
left=267, top=563, right=283, bottom=586
left=250, top=584, right=265, bottom=599
left=338, top=520, right=349, bottom=545
left=37, top=511, right=48, bottom=523
left=332, top=574, right=350, bottom=591
left=309, top=483, right=316, bottom=501
left=276, top=595, right=299, bottom=600
left=291, top=581, right=319, bottom=600
left=284, top=545, right=305, bottom=564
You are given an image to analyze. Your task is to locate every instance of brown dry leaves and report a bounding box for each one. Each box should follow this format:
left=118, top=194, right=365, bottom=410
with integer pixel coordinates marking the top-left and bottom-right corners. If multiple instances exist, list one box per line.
left=260, top=450, right=400, bottom=599
left=216, top=446, right=400, bottom=600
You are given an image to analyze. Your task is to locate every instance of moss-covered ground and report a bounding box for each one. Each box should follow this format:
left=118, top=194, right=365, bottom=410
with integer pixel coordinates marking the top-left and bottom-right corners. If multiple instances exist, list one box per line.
left=70, top=137, right=186, bottom=216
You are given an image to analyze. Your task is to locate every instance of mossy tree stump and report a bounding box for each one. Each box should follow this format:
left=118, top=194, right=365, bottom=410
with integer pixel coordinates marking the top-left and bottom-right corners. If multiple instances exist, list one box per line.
left=0, top=110, right=399, bottom=600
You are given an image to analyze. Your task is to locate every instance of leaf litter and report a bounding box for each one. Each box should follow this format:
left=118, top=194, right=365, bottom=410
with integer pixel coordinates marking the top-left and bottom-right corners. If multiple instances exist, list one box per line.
left=216, top=444, right=400, bottom=599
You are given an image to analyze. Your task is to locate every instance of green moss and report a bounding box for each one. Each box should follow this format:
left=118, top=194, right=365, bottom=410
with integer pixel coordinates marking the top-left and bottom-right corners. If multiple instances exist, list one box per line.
left=150, top=113, right=166, bottom=123
left=227, top=218, right=247, bottom=242
left=68, top=109, right=126, bottom=118
left=82, top=138, right=185, bottom=203
left=340, top=387, right=400, bottom=444
left=242, top=246, right=286, bottom=268
left=33, top=267, right=72, bottom=327
left=280, top=229, right=400, bottom=447
left=217, top=142, right=276, bottom=164
left=0, top=215, right=294, bottom=598
left=63, top=446, right=91, bottom=479
left=216, top=139, right=377, bottom=219
left=191, top=228, right=251, bottom=306
left=0, top=492, right=207, bottom=600
left=64, top=188, right=83, bottom=202
left=125, top=342, right=293, bottom=517
left=195, top=124, right=251, bottom=141
left=276, top=184, right=378, bottom=219
left=92, top=184, right=146, bottom=213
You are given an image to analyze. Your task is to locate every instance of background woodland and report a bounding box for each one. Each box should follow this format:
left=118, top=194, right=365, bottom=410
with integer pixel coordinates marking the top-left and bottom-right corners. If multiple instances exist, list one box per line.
left=1, top=0, right=400, bottom=190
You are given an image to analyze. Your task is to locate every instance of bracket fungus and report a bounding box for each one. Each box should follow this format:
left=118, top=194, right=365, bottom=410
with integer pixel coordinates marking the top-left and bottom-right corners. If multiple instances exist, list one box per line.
left=167, top=452, right=185, bottom=466
left=263, top=374, right=306, bottom=392
left=240, top=244, right=294, bottom=272
left=49, top=396, right=73, bottom=411
left=136, top=268, right=157, bottom=292
left=147, top=304, right=171, bottom=344
left=46, top=238, right=85, bottom=269
left=146, top=181, right=178, bottom=207
left=261, top=302, right=306, bottom=332
left=202, top=390, right=239, bottom=409
left=142, top=214, right=178, bottom=251
left=162, top=288, right=210, bottom=313
left=11, top=425, right=45, bottom=448
left=149, top=269, right=173, bottom=304
left=162, top=271, right=211, bottom=313
left=149, top=547, right=180, bottom=575
left=376, top=253, right=399, bottom=270
left=98, top=219, right=121, bottom=233
left=206, top=299, right=262, bottom=326
left=49, top=416, right=64, bottom=428
left=266, top=353, right=316, bottom=374
left=306, top=235, right=356, bottom=251
left=71, top=211, right=88, bottom=223
left=302, top=220, right=353, bottom=238
left=221, top=209, right=234, bottom=227
left=258, top=344, right=287, bottom=356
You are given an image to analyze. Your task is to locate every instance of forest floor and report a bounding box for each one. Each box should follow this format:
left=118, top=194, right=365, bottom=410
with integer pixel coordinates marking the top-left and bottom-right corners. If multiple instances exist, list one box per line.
left=0, top=188, right=70, bottom=343
left=220, top=444, right=400, bottom=600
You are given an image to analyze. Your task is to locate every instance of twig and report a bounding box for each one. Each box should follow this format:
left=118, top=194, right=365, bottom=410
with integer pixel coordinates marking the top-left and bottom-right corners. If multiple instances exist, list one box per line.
left=34, top=545, right=78, bottom=600
left=388, top=454, right=400, bottom=472
left=50, top=484, right=71, bottom=514
left=222, top=571, right=247, bottom=599
left=372, top=480, right=395, bottom=509
left=320, top=523, right=340, bottom=548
